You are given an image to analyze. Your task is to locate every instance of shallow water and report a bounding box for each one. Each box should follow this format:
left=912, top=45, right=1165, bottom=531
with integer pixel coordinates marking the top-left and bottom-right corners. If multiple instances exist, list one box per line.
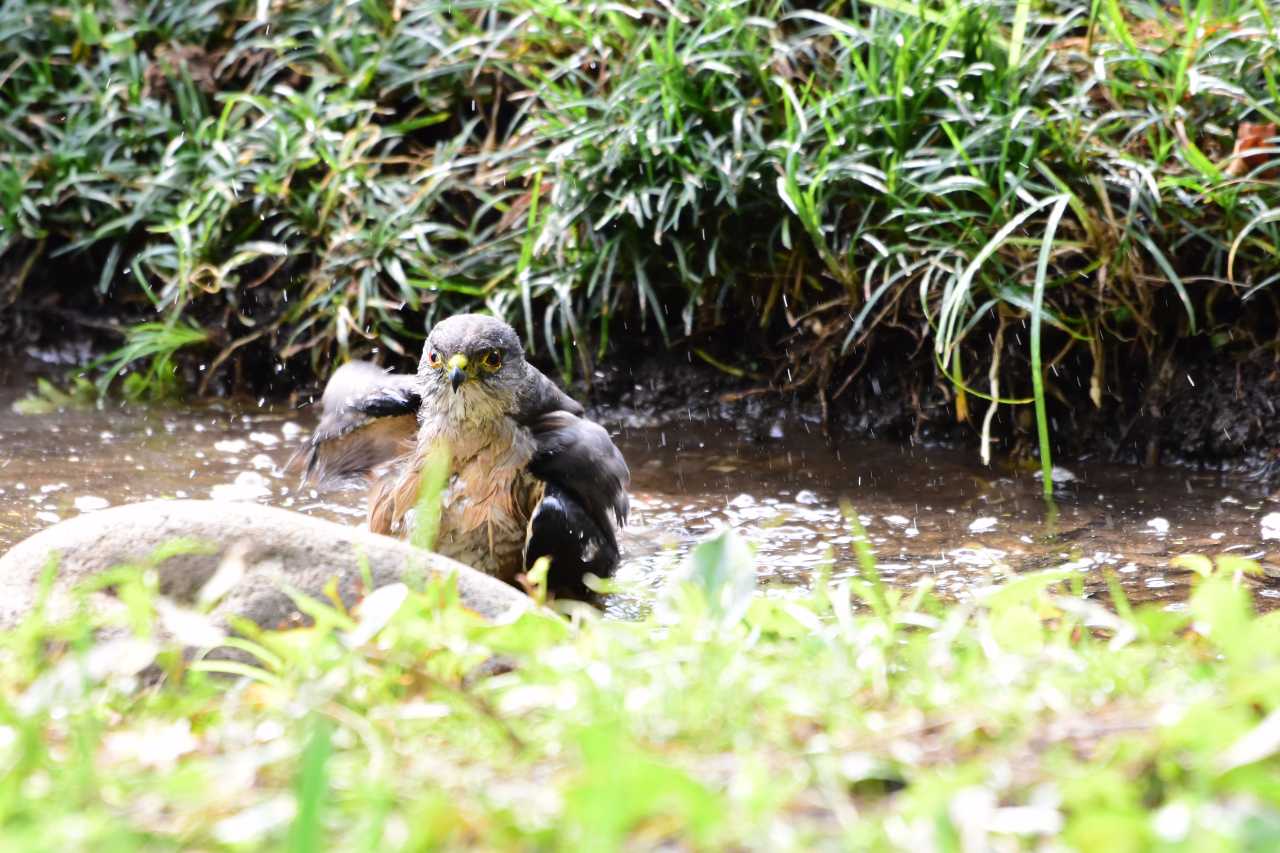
left=3, top=371, right=1279, bottom=615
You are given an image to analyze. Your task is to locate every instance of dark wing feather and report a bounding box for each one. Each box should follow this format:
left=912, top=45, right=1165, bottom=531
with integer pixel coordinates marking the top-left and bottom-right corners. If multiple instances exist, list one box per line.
left=526, top=409, right=629, bottom=551
left=513, top=366, right=584, bottom=422
left=524, top=483, right=620, bottom=593
left=513, top=367, right=625, bottom=587
left=290, top=361, right=421, bottom=489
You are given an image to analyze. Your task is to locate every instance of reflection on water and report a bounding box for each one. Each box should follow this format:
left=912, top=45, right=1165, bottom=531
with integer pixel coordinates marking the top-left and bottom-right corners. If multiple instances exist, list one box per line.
left=3, top=372, right=1279, bottom=616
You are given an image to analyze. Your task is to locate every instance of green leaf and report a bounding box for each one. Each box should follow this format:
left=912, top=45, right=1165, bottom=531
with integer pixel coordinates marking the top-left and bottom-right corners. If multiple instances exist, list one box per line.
left=991, top=604, right=1044, bottom=653
left=76, top=6, right=103, bottom=46
left=668, top=528, right=756, bottom=625
left=1171, top=554, right=1214, bottom=577
left=1190, top=574, right=1252, bottom=658
left=289, top=718, right=333, bottom=853
left=562, top=724, right=724, bottom=849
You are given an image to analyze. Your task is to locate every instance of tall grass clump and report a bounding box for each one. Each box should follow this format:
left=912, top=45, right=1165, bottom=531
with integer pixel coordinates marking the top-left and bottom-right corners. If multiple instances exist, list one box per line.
left=2, top=0, right=1278, bottom=458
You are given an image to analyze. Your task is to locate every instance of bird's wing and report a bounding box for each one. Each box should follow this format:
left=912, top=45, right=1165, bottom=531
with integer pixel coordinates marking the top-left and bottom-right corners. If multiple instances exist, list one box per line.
left=526, top=411, right=629, bottom=530
left=513, top=366, right=585, bottom=421
left=291, top=361, right=420, bottom=490
left=522, top=411, right=630, bottom=586
left=524, top=482, right=620, bottom=594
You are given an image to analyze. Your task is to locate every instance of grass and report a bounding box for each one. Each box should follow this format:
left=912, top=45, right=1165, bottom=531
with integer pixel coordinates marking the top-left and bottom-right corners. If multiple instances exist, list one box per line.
left=2, top=0, right=1280, bottom=473
left=2, top=527, right=1280, bottom=849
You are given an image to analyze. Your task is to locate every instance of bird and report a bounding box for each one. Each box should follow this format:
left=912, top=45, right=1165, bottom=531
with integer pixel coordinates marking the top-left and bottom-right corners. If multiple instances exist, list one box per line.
left=294, top=314, right=629, bottom=594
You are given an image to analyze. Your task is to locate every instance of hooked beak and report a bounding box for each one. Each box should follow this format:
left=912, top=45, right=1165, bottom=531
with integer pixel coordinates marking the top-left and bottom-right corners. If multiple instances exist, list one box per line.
left=447, top=353, right=468, bottom=392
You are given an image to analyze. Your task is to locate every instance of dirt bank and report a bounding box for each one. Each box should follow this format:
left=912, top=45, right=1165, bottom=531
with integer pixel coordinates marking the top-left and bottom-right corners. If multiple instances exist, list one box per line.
left=579, top=329, right=1280, bottom=479
left=5, top=300, right=1280, bottom=478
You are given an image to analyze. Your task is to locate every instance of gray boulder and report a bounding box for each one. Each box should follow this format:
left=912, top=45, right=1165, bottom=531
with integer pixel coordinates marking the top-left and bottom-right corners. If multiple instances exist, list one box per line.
left=0, top=500, right=531, bottom=636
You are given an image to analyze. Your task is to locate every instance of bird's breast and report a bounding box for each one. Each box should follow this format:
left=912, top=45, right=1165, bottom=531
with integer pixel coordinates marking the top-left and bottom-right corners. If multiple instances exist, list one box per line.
left=406, top=415, right=542, bottom=580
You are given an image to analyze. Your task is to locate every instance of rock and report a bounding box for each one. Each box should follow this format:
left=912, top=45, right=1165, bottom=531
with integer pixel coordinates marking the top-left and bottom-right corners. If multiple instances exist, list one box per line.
left=1033, top=466, right=1077, bottom=484
left=73, top=495, right=110, bottom=512
left=0, top=500, right=530, bottom=636
left=968, top=517, right=998, bottom=534
left=209, top=471, right=273, bottom=502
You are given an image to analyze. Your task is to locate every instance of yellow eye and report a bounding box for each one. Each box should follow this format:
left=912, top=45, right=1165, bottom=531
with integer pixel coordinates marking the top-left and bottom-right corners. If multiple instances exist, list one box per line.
left=481, top=349, right=502, bottom=372
left=427, top=349, right=442, bottom=368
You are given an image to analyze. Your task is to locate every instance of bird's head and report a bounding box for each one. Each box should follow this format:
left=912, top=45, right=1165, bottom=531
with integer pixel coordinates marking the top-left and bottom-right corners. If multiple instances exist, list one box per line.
left=418, top=315, right=527, bottom=417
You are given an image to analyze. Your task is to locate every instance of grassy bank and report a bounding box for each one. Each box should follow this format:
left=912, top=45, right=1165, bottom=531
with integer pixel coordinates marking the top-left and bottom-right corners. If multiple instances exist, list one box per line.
left=1, top=530, right=1278, bottom=849
left=3, top=0, right=1280, bottom=463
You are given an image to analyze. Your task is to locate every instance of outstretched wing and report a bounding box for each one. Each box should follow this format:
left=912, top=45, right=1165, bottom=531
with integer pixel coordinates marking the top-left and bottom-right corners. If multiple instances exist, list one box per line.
left=291, top=361, right=420, bottom=490
left=523, top=410, right=630, bottom=587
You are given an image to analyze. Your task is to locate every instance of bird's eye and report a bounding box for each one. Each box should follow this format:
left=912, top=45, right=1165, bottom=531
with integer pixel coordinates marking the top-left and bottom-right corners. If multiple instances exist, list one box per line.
left=427, top=349, right=442, bottom=368
left=481, top=349, right=503, bottom=372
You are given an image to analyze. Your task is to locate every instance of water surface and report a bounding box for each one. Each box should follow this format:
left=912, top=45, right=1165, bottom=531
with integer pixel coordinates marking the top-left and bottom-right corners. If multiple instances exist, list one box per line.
left=3, top=371, right=1278, bottom=614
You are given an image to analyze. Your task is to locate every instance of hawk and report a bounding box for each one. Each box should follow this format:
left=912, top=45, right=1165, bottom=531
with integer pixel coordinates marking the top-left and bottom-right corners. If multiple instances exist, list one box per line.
left=296, top=314, right=629, bottom=592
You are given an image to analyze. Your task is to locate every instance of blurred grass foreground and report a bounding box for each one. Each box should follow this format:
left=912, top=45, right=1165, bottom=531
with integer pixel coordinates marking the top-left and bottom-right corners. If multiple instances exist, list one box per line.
left=3, top=531, right=1280, bottom=848
left=2, top=0, right=1278, bottom=425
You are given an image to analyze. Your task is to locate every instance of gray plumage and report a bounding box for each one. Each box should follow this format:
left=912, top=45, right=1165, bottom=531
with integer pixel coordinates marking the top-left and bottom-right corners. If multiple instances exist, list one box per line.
left=300, top=361, right=418, bottom=487
left=528, top=411, right=629, bottom=532
left=295, top=314, right=629, bottom=588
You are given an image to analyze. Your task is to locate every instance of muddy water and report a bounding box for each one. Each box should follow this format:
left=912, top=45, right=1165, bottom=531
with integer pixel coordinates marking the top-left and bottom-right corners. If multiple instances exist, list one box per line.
left=3, top=374, right=1279, bottom=615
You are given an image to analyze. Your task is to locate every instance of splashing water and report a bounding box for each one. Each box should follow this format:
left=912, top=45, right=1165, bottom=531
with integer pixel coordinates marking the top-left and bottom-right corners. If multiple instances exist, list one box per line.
left=2, top=376, right=1279, bottom=616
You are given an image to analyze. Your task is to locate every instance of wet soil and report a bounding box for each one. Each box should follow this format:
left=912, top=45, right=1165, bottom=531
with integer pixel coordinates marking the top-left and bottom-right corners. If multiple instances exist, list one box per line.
left=580, top=331, right=1280, bottom=479
left=10, top=284, right=1280, bottom=480
left=5, top=360, right=1280, bottom=617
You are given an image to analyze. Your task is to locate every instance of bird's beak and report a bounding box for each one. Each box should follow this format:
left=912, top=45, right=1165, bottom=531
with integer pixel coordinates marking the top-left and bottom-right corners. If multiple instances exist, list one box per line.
left=447, top=354, right=468, bottom=392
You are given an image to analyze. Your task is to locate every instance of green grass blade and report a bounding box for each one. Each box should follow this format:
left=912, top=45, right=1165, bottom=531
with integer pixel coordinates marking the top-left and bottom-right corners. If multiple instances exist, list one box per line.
left=1031, top=195, right=1071, bottom=498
